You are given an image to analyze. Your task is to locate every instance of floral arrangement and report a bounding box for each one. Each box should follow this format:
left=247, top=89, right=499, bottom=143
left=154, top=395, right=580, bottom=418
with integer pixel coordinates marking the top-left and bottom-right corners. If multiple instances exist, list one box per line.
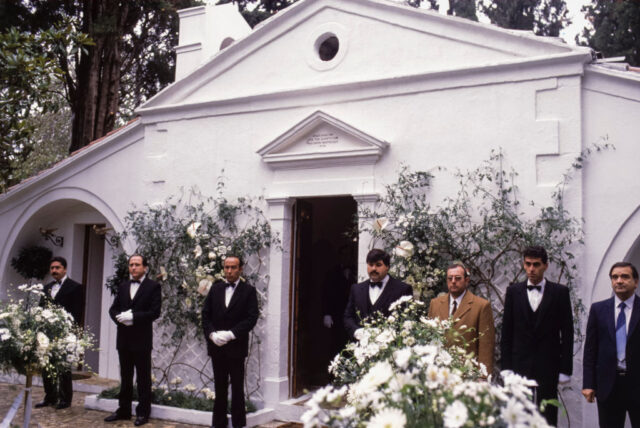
left=302, top=296, right=550, bottom=428
left=0, top=283, right=93, bottom=378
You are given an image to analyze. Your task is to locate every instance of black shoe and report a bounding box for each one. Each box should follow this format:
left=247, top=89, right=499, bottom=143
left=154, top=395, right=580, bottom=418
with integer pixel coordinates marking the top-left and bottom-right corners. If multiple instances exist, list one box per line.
left=134, top=416, right=149, bottom=426
left=104, top=412, right=131, bottom=422
left=35, top=400, right=55, bottom=408
left=55, top=402, right=71, bottom=409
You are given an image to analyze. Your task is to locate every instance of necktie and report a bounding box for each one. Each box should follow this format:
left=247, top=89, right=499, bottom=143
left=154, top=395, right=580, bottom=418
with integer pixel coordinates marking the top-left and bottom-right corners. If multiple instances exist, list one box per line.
left=527, top=285, right=541, bottom=292
left=451, top=300, right=458, bottom=316
left=370, top=282, right=382, bottom=288
left=616, top=302, right=627, bottom=366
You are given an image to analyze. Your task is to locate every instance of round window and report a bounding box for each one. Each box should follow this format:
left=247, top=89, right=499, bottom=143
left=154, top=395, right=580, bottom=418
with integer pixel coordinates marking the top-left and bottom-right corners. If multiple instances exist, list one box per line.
left=317, top=35, right=339, bottom=61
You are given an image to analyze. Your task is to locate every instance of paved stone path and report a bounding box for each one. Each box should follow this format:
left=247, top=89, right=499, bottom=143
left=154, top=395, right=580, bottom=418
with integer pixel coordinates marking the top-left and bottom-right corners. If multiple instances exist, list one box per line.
left=0, top=383, right=300, bottom=428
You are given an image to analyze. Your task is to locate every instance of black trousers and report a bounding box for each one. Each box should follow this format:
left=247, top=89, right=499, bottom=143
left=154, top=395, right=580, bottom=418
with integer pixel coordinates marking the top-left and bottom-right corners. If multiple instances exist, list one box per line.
left=117, top=348, right=152, bottom=418
left=211, top=354, right=246, bottom=428
left=597, top=372, right=640, bottom=428
left=42, top=368, right=73, bottom=404
left=534, top=378, right=559, bottom=426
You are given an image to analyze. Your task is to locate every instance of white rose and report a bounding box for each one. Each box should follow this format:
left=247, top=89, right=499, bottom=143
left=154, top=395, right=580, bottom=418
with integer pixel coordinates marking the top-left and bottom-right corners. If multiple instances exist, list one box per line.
left=186, top=222, right=201, bottom=239
left=394, top=241, right=414, bottom=258
left=193, top=245, right=203, bottom=258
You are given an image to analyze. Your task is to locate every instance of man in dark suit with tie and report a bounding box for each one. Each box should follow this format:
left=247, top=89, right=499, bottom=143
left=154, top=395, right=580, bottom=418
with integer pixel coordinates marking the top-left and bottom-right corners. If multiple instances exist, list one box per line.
left=202, top=255, right=259, bottom=428
left=583, top=262, right=640, bottom=427
left=105, top=254, right=161, bottom=426
left=343, top=248, right=413, bottom=340
left=501, top=246, right=573, bottom=426
left=36, top=256, right=84, bottom=409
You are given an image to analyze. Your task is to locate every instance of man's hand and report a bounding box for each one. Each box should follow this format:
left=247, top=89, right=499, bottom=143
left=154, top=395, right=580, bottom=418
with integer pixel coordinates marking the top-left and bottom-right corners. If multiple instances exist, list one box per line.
left=582, top=389, right=596, bottom=403
left=323, top=315, right=333, bottom=328
left=220, top=331, right=235, bottom=342
left=116, top=310, right=133, bottom=326
left=209, top=332, right=226, bottom=347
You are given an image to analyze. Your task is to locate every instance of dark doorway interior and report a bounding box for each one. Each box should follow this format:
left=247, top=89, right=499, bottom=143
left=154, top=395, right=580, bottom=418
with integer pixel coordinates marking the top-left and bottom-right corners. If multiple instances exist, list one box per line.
left=82, top=224, right=104, bottom=373
left=291, top=196, right=358, bottom=397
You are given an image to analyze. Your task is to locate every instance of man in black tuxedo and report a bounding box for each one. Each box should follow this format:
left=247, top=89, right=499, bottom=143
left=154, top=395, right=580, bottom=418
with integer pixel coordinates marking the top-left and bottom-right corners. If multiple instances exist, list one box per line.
left=501, top=246, right=573, bottom=426
left=36, top=256, right=84, bottom=409
left=343, top=248, right=413, bottom=340
left=202, top=255, right=259, bottom=428
left=105, top=254, right=161, bottom=426
left=583, top=262, right=640, bottom=427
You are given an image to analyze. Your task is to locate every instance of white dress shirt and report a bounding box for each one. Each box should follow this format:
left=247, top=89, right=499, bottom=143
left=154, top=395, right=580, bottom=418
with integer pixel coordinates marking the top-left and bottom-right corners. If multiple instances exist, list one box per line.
left=369, top=275, right=389, bottom=304
left=225, top=279, right=239, bottom=307
left=130, top=275, right=145, bottom=300
left=51, top=275, right=67, bottom=299
left=615, top=293, right=635, bottom=335
left=449, top=290, right=466, bottom=317
left=526, top=278, right=546, bottom=311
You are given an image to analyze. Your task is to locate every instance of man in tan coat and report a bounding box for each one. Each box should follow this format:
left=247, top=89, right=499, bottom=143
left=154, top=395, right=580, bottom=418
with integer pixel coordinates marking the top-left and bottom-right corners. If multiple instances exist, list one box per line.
left=428, top=263, right=495, bottom=376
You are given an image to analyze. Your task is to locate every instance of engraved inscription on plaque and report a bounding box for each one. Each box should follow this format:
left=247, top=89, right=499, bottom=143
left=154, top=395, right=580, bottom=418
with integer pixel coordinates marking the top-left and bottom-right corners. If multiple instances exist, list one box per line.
left=306, top=132, right=339, bottom=147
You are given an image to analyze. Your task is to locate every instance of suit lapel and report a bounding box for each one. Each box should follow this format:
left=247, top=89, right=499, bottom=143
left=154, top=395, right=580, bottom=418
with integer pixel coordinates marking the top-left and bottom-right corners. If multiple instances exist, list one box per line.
left=455, top=291, right=473, bottom=320
left=131, top=278, right=148, bottom=306
left=226, top=281, right=244, bottom=311
left=627, top=295, right=640, bottom=337
left=534, top=281, right=554, bottom=329
left=123, top=281, right=133, bottom=307
left=373, top=277, right=395, bottom=310
left=605, top=297, right=616, bottom=342
left=437, top=295, right=449, bottom=319
left=514, top=283, right=534, bottom=325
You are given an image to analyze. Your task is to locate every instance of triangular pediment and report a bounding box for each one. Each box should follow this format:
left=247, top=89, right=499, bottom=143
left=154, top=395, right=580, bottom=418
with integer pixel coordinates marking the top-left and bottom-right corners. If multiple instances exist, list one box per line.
left=257, top=111, right=388, bottom=169
left=139, top=0, right=590, bottom=113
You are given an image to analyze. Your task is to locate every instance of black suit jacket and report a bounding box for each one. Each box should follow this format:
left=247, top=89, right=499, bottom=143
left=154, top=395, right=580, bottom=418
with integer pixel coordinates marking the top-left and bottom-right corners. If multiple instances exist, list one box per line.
left=108, top=278, right=161, bottom=351
left=501, top=280, right=574, bottom=383
left=42, top=278, right=84, bottom=325
left=583, top=295, right=640, bottom=401
left=343, top=276, right=413, bottom=338
left=202, top=280, right=259, bottom=359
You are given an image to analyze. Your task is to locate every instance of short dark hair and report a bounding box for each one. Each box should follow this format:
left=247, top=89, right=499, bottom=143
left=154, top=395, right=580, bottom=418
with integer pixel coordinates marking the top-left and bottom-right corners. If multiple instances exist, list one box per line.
left=366, top=248, right=390, bottom=267
left=225, top=255, right=244, bottom=267
left=50, top=256, right=67, bottom=269
left=609, top=262, right=639, bottom=280
left=522, top=246, right=548, bottom=264
left=446, top=262, right=469, bottom=277
left=129, top=254, right=148, bottom=267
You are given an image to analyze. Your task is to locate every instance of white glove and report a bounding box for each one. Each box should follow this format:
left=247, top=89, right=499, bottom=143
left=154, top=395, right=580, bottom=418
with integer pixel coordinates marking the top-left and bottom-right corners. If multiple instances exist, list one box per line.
left=353, top=328, right=364, bottom=341
left=323, top=315, right=333, bottom=328
left=558, top=373, right=571, bottom=385
left=209, top=332, right=226, bottom=347
left=220, top=330, right=235, bottom=342
left=116, top=310, right=133, bottom=326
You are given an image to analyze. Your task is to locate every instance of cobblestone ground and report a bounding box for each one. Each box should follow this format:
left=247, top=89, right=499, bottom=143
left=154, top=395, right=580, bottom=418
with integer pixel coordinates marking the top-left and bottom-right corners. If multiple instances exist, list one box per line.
left=0, top=383, right=300, bottom=428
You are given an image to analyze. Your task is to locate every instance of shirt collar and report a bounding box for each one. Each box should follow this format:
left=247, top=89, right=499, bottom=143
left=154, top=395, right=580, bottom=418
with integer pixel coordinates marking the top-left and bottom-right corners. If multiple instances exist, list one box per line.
left=615, top=293, right=635, bottom=308
left=527, top=277, right=546, bottom=290
left=57, top=275, right=67, bottom=285
left=451, top=289, right=466, bottom=305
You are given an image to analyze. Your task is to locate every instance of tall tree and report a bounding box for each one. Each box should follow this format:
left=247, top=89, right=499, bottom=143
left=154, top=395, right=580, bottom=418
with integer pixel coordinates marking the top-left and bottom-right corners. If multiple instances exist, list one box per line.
left=1, top=0, right=200, bottom=154
left=478, top=0, right=570, bottom=37
left=580, top=0, right=640, bottom=67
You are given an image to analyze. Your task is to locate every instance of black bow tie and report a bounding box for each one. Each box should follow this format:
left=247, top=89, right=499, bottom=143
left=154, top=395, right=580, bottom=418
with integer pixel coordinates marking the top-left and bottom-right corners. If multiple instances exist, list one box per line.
left=370, top=281, right=383, bottom=288
left=131, top=280, right=140, bottom=285
left=527, top=285, right=541, bottom=292
left=226, top=282, right=235, bottom=289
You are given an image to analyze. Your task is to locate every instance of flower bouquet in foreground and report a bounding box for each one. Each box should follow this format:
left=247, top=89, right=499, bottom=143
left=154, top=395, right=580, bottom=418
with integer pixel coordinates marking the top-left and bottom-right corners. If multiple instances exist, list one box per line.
left=302, top=296, right=550, bottom=428
left=0, top=283, right=94, bottom=382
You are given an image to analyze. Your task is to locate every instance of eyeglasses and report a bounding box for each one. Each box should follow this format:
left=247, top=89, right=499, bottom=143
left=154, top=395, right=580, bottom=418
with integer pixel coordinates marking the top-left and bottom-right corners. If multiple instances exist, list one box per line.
left=447, top=276, right=465, bottom=281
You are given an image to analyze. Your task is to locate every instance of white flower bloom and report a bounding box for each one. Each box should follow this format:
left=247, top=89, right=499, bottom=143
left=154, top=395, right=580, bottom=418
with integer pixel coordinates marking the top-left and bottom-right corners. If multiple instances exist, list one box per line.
left=169, top=377, right=182, bottom=385
left=389, top=295, right=413, bottom=312
left=202, top=387, right=215, bottom=400
left=186, top=222, right=201, bottom=239
left=36, top=332, right=49, bottom=352
left=208, top=251, right=217, bottom=260
left=0, top=328, right=11, bottom=341
left=367, top=407, right=406, bottom=428
left=394, top=241, right=414, bottom=258
left=393, top=348, right=412, bottom=369
left=183, top=383, right=196, bottom=392
left=194, top=245, right=203, bottom=258
left=501, top=399, right=526, bottom=427
left=198, top=279, right=213, bottom=296
left=159, top=266, right=168, bottom=281
left=372, top=217, right=390, bottom=232
left=443, top=400, right=468, bottom=428
left=376, top=330, right=394, bottom=345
